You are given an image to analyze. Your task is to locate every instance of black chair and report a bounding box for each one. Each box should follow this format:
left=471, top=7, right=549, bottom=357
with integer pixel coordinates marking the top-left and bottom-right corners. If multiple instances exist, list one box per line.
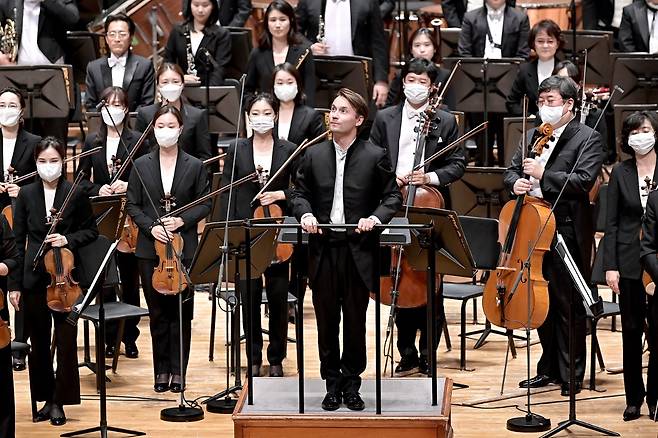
left=593, top=183, right=618, bottom=332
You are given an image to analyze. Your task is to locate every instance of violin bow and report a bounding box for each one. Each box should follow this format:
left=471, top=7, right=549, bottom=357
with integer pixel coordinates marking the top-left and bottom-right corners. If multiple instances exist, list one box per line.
left=12, top=147, right=102, bottom=186
left=413, top=122, right=488, bottom=171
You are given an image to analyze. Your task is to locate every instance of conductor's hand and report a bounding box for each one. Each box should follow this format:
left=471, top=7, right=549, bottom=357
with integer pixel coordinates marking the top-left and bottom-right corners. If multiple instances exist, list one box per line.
left=356, top=217, right=376, bottom=234
left=301, top=214, right=321, bottom=234
left=522, top=158, right=544, bottom=180
left=513, top=178, right=532, bottom=195
left=45, top=233, right=68, bottom=247
left=151, top=225, right=171, bottom=243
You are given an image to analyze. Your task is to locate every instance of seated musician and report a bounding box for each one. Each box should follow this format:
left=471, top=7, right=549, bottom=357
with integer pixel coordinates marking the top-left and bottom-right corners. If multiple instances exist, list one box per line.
left=608, top=111, right=658, bottom=422
left=272, top=63, right=325, bottom=147
left=78, top=86, right=146, bottom=360
left=583, top=0, right=632, bottom=38
left=619, top=0, right=658, bottom=53
left=442, top=0, right=517, bottom=28
left=85, top=13, right=155, bottom=112
left=126, top=105, right=210, bottom=393
left=504, top=75, right=603, bottom=396
left=218, top=93, right=297, bottom=378
left=164, top=0, right=232, bottom=86
left=246, top=0, right=316, bottom=106
left=370, top=57, right=465, bottom=375
left=296, top=0, right=390, bottom=107
left=183, top=0, right=252, bottom=27
left=135, top=63, right=212, bottom=162
left=12, top=137, right=99, bottom=426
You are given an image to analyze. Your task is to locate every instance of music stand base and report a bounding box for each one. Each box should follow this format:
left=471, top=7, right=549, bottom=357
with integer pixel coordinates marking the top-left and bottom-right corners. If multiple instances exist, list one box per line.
left=206, top=397, right=238, bottom=414
left=160, top=406, right=204, bottom=422
left=540, top=418, right=620, bottom=438
left=60, top=425, right=145, bottom=438
left=507, top=414, right=551, bottom=432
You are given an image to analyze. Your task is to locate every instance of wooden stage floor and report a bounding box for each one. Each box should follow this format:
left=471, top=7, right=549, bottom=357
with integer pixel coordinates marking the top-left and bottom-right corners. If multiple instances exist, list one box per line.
left=10, top=285, right=658, bottom=437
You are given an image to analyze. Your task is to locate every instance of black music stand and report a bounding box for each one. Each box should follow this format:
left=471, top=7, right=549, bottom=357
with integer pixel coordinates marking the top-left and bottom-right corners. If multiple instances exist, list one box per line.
left=439, top=28, right=461, bottom=61
left=559, top=31, right=614, bottom=86
left=503, top=116, right=537, bottom=167
left=613, top=103, right=658, bottom=161
left=313, top=55, right=374, bottom=111
left=85, top=112, right=138, bottom=135
left=189, top=219, right=277, bottom=414
left=611, top=54, right=658, bottom=105
left=183, top=85, right=242, bottom=136
left=65, top=31, right=107, bottom=86
left=224, top=27, right=253, bottom=81
left=448, top=167, right=511, bottom=218
left=91, top=194, right=128, bottom=240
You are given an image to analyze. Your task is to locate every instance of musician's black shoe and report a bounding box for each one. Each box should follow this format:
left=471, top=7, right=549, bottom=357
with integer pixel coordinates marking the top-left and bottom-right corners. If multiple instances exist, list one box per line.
left=12, top=355, right=26, bottom=371
left=252, top=364, right=261, bottom=377
left=124, top=343, right=139, bottom=359
left=343, top=392, right=365, bottom=411
left=518, top=374, right=555, bottom=388
left=105, top=345, right=116, bottom=358
left=394, top=354, right=419, bottom=376
left=35, top=402, right=51, bottom=422
left=623, top=405, right=641, bottom=421
left=269, top=364, right=283, bottom=377
left=49, top=404, right=66, bottom=426
left=170, top=375, right=185, bottom=393
left=418, top=355, right=429, bottom=375
left=154, top=374, right=170, bottom=393
left=321, top=392, right=342, bottom=411
left=648, top=403, right=657, bottom=421
left=560, top=382, right=582, bottom=397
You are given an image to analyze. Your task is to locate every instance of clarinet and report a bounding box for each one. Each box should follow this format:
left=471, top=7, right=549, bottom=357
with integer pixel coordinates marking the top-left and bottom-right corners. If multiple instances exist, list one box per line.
left=317, top=15, right=325, bottom=44
left=185, top=25, right=197, bottom=76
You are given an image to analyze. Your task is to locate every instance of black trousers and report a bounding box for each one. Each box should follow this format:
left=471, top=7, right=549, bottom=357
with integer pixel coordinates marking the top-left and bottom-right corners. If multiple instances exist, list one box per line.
left=618, top=278, right=658, bottom=406
left=312, top=238, right=370, bottom=395
left=8, top=292, right=25, bottom=359
left=0, top=344, right=14, bottom=438
left=395, top=299, right=445, bottom=359
left=105, top=251, right=141, bottom=346
left=24, top=287, right=80, bottom=406
left=138, top=258, right=193, bottom=379
left=240, top=261, right=290, bottom=366
left=536, top=227, right=587, bottom=384
left=648, top=293, right=658, bottom=407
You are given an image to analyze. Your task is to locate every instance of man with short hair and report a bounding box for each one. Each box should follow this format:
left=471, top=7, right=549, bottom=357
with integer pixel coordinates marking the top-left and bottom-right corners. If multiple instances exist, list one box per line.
left=292, top=88, right=401, bottom=411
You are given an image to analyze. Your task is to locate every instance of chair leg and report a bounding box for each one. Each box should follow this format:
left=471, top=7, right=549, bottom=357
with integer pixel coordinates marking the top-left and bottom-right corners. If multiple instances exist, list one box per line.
left=209, top=283, right=217, bottom=361
left=472, top=297, right=479, bottom=325
left=595, top=335, right=605, bottom=370
left=460, top=300, right=467, bottom=371
left=442, top=319, right=452, bottom=352
left=112, top=319, right=125, bottom=373
left=590, top=320, right=597, bottom=390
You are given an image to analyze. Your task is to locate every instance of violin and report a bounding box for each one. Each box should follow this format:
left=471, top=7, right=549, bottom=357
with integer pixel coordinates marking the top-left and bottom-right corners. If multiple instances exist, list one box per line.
left=482, top=111, right=556, bottom=330
left=0, top=291, right=10, bottom=349
left=152, top=193, right=187, bottom=295
left=1, top=166, right=16, bottom=228
left=108, top=155, right=138, bottom=254
left=254, top=165, right=293, bottom=264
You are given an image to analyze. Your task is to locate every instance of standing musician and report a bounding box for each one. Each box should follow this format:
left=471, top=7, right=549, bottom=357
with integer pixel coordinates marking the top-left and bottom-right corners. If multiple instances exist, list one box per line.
left=608, top=111, right=658, bottom=421
left=126, top=105, right=211, bottom=393
left=85, top=13, right=155, bottom=112
left=246, top=0, right=316, bottom=107
left=442, top=0, right=517, bottom=28
left=164, top=0, right=232, bottom=86
left=218, top=93, right=296, bottom=378
left=0, top=87, right=40, bottom=372
left=183, top=0, right=253, bottom=27
left=11, top=137, right=99, bottom=426
left=505, top=76, right=603, bottom=396
left=272, top=63, right=325, bottom=147
left=370, top=58, right=465, bottom=375
left=291, top=88, right=402, bottom=411
left=78, top=86, right=146, bottom=359
left=135, top=63, right=212, bottom=162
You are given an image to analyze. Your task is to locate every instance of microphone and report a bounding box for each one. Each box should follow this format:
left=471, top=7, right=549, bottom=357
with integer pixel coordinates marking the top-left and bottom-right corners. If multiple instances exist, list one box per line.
left=95, top=99, right=107, bottom=111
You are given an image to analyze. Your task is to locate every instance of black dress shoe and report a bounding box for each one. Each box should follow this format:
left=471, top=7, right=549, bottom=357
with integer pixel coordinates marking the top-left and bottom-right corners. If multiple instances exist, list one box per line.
left=251, top=364, right=261, bottom=377
left=321, top=392, right=342, bottom=411
left=170, top=375, right=184, bottom=393
left=49, top=404, right=66, bottom=426
left=269, top=364, right=283, bottom=377
left=648, top=404, right=657, bottom=421
left=519, top=374, right=555, bottom=388
left=154, top=374, right=170, bottom=393
left=560, top=382, right=582, bottom=397
left=418, top=355, right=429, bottom=375
left=124, top=343, right=139, bottom=359
left=12, top=356, right=26, bottom=371
left=343, top=392, right=365, bottom=411
left=395, top=355, right=419, bottom=375
left=34, top=403, right=51, bottom=422
left=105, top=345, right=116, bottom=358
left=623, top=405, right=641, bottom=421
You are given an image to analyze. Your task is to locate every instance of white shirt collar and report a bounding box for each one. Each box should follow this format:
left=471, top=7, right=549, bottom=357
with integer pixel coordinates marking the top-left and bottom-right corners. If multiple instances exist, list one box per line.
left=333, top=137, right=357, bottom=158
left=485, top=3, right=505, bottom=19
left=403, top=100, right=429, bottom=120
left=108, top=52, right=128, bottom=68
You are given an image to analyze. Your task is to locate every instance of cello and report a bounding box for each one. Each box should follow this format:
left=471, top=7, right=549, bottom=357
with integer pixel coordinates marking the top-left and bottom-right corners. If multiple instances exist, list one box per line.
left=482, top=113, right=556, bottom=330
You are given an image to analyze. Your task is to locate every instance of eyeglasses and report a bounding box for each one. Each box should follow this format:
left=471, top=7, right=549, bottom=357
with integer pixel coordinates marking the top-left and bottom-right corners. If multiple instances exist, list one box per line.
left=0, top=104, right=19, bottom=109
left=534, top=39, right=557, bottom=47
left=537, top=98, right=564, bottom=107
left=107, top=31, right=129, bottom=39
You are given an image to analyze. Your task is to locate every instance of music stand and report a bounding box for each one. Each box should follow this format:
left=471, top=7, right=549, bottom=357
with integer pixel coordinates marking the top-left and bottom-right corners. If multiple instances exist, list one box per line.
left=90, top=194, right=128, bottom=241
left=448, top=167, right=511, bottom=218
left=0, top=65, right=74, bottom=132
left=313, top=55, right=374, bottom=111
left=65, top=31, right=107, bottom=86
left=503, top=116, right=537, bottom=167
left=559, top=30, right=614, bottom=86
left=85, top=111, right=138, bottom=134
left=224, top=27, right=253, bottom=81
left=183, top=85, right=242, bottom=136
left=189, top=219, right=277, bottom=413
left=439, top=28, right=461, bottom=61
left=613, top=104, right=658, bottom=161
left=611, top=54, right=658, bottom=105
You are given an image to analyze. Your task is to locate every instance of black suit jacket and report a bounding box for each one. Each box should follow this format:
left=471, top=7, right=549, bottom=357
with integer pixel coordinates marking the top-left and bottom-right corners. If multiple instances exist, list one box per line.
left=218, top=138, right=297, bottom=220
left=296, top=0, right=390, bottom=82
left=135, top=102, right=212, bottom=161
left=84, top=51, right=155, bottom=112
left=218, top=0, right=252, bottom=27
left=245, top=42, right=316, bottom=106
left=619, top=1, right=652, bottom=52
left=274, top=104, right=325, bottom=146
left=457, top=6, right=530, bottom=59
left=385, top=67, right=455, bottom=110
left=77, top=128, right=146, bottom=196
left=126, top=150, right=210, bottom=261
left=583, top=0, right=614, bottom=29
left=604, top=158, right=658, bottom=279
left=504, top=118, right=603, bottom=275
left=369, top=104, right=465, bottom=194
left=442, top=0, right=516, bottom=28
left=641, top=190, right=658, bottom=282
left=291, top=139, right=402, bottom=290
left=164, top=23, right=232, bottom=86
left=0, top=0, right=79, bottom=64
left=0, top=129, right=40, bottom=208
left=506, top=59, right=541, bottom=116
left=13, top=178, right=99, bottom=290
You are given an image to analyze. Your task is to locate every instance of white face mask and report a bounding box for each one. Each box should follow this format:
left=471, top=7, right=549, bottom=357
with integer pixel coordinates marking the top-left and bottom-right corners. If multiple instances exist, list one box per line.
left=154, top=127, right=181, bottom=148
left=539, top=103, right=566, bottom=125
left=250, top=115, right=275, bottom=134
left=628, top=132, right=656, bottom=156
left=274, top=83, right=298, bottom=103
left=403, top=83, right=430, bottom=105
left=101, top=106, right=126, bottom=127
left=0, top=107, right=21, bottom=127
left=37, top=161, right=62, bottom=183
left=159, top=84, right=183, bottom=102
